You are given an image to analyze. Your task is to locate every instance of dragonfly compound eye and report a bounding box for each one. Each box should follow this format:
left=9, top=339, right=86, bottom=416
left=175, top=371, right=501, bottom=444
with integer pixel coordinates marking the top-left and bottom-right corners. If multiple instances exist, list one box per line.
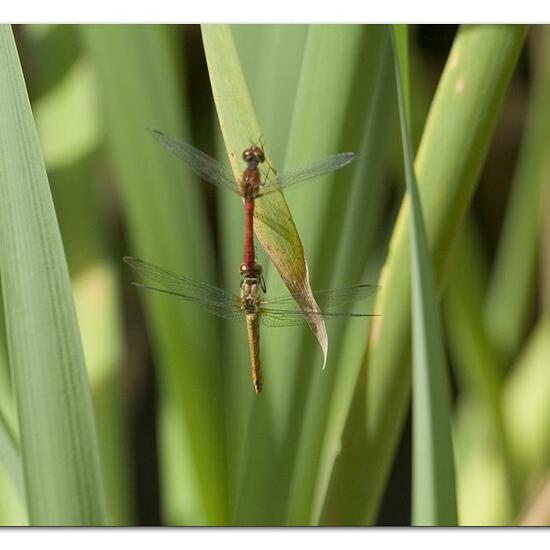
left=243, top=146, right=265, bottom=164
left=254, top=147, right=265, bottom=163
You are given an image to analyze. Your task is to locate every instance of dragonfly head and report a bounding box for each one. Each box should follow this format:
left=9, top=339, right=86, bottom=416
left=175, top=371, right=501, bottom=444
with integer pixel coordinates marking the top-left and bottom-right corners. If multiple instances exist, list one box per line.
left=243, top=146, right=265, bottom=168
left=240, top=262, right=261, bottom=277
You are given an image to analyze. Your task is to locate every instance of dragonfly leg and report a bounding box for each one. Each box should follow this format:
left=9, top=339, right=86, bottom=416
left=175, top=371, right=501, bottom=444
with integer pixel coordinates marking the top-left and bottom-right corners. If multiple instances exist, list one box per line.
left=251, top=135, right=277, bottom=185
left=262, top=161, right=277, bottom=186
left=260, top=272, right=267, bottom=293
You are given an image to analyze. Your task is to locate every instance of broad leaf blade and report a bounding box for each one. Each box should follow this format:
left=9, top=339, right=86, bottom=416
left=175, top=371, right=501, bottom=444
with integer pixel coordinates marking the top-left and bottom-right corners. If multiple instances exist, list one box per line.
left=201, top=25, right=328, bottom=366
left=282, top=26, right=391, bottom=525
left=331, top=24, right=526, bottom=524
left=485, top=27, right=550, bottom=363
left=392, top=26, right=457, bottom=526
left=82, top=25, right=229, bottom=525
left=223, top=25, right=310, bottom=512
left=0, top=408, right=23, bottom=501
left=0, top=25, right=106, bottom=525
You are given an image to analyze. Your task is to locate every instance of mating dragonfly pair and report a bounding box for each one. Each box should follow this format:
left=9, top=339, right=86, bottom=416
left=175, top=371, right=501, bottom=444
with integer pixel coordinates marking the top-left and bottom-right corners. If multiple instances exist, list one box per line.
left=124, top=130, right=379, bottom=393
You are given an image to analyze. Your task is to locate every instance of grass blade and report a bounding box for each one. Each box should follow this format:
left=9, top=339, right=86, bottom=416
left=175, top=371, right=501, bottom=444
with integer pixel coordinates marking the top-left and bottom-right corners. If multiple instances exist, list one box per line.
left=0, top=24, right=106, bottom=525
left=228, top=25, right=371, bottom=524
left=353, top=24, right=526, bottom=523
left=392, top=26, right=457, bottom=526
left=233, top=25, right=308, bottom=167
left=82, top=24, right=229, bottom=525
left=484, top=27, right=550, bottom=364
left=284, top=26, right=392, bottom=525
left=505, top=316, right=550, bottom=490
left=0, top=313, right=23, bottom=503
left=0, top=309, right=25, bottom=524
left=444, top=216, right=518, bottom=519
left=201, top=24, right=329, bottom=365
left=453, top=314, right=550, bottom=524
left=0, top=408, right=23, bottom=501
left=223, top=25, right=310, bottom=513
left=393, top=25, right=411, bottom=122
left=27, top=24, right=132, bottom=524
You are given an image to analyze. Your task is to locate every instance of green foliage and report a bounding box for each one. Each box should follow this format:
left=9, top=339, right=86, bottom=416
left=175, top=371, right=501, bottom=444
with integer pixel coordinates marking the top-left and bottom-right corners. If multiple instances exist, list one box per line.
left=81, top=24, right=228, bottom=525
left=392, top=25, right=457, bottom=526
left=0, top=25, right=106, bottom=525
left=1, top=23, right=548, bottom=526
left=359, top=24, right=526, bottom=524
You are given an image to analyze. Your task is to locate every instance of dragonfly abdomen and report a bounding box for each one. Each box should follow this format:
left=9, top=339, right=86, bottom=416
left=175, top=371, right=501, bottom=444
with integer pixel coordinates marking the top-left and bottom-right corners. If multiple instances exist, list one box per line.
left=246, top=314, right=262, bottom=394
left=243, top=198, right=256, bottom=271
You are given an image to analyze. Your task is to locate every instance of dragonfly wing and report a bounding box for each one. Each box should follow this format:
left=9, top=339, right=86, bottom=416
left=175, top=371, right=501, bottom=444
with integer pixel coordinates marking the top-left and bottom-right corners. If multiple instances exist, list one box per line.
left=149, top=129, right=240, bottom=195
left=263, top=284, right=381, bottom=311
left=260, top=308, right=376, bottom=328
left=260, top=284, right=379, bottom=327
left=261, top=152, right=355, bottom=196
left=133, top=283, right=245, bottom=321
left=260, top=309, right=312, bottom=327
left=124, top=257, right=244, bottom=321
left=253, top=200, right=295, bottom=242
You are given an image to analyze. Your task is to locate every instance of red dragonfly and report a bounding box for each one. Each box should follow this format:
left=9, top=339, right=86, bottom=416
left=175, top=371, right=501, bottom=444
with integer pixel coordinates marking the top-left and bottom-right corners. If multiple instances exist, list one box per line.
left=149, top=129, right=354, bottom=277
left=124, top=257, right=379, bottom=394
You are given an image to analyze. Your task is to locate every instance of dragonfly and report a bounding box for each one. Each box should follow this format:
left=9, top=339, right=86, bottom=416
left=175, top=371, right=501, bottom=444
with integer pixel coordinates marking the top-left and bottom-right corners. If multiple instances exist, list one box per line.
left=124, top=256, right=379, bottom=394
left=149, top=129, right=355, bottom=277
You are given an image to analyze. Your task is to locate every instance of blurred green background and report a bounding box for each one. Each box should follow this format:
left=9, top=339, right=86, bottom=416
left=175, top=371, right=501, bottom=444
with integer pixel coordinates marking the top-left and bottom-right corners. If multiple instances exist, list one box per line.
left=0, top=24, right=548, bottom=526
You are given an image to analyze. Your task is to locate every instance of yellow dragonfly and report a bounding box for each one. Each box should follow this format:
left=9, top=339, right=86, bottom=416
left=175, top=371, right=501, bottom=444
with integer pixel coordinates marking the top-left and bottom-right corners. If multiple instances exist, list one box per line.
left=124, top=257, right=379, bottom=393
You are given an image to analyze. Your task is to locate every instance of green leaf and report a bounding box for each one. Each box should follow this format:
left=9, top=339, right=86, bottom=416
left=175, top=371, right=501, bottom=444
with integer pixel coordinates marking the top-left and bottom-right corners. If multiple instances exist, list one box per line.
left=391, top=25, right=457, bottom=526
left=444, top=216, right=518, bottom=518
left=82, top=24, right=229, bottom=525
left=392, top=25, right=411, bottom=125
left=0, top=321, right=23, bottom=503
left=227, top=25, right=376, bottom=525
left=29, top=25, right=132, bottom=523
left=283, top=26, right=392, bottom=525
left=201, top=24, right=329, bottom=366
left=505, top=316, right=550, bottom=484
left=0, top=24, right=107, bottom=525
left=484, top=27, right=550, bottom=364
left=0, top=408, right=23, bottom=501
left=222, top=24, right=310, bottom=513
left=344, top=24, right=526, bottom=524
left=33, top=58, right=101, bottom=170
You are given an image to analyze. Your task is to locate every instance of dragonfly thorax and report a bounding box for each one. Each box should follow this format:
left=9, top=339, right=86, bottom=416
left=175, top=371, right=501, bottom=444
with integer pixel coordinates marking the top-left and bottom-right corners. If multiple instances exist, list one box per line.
left=240, top=276, right=263, bottom=315
left=242, top=169, right=262, bottom=199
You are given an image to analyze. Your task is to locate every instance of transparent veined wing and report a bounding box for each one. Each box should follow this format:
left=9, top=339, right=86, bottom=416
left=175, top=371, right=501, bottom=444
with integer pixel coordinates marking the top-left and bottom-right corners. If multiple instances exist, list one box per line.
left=253, top=151, right=354, bottom=239
left=260, top=152, right=355, bottom=196
left=123, top=257, right=245, bottom=321
left=260, top=283, right=380, bottom=327
left=253, top=200, right=296, bottom=242
left=264, top=283, right=380, bottom=309
left=149, top=129, right=240, bottom=195
left=260, top=308, right=376, bottom=328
